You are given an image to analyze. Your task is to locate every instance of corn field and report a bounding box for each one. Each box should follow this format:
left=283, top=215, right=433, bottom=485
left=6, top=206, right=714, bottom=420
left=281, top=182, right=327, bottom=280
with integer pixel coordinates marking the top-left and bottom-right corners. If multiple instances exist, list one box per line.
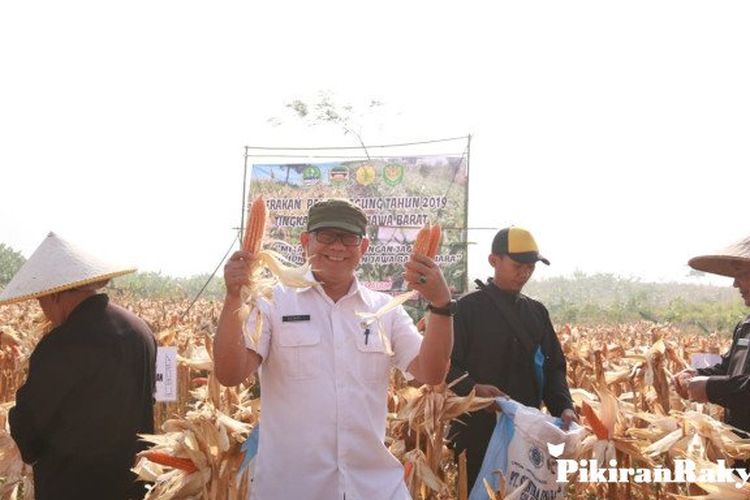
left=1, top=294, right=747, bottom=499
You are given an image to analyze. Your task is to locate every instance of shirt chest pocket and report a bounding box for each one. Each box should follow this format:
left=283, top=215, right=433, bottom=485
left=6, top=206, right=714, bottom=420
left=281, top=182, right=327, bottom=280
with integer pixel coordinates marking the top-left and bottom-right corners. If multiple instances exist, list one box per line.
left=354, top=326, right=392, bottom=384
left=274, top=323, right=321, bottom=380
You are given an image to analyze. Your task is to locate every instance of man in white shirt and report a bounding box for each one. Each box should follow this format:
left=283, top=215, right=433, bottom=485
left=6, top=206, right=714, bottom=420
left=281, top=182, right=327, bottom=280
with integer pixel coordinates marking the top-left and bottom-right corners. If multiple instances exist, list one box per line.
left=214, top=198, right=454, bottom=500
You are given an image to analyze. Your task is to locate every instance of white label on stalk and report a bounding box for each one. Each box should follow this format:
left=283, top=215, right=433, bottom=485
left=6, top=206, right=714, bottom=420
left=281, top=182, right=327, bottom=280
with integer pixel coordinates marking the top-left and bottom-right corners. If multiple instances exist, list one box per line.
left=738, top=338, right=749, bottom=347
left=155, top=346, right=178, bottom=402
left=690, top=353, right=722, bottom=369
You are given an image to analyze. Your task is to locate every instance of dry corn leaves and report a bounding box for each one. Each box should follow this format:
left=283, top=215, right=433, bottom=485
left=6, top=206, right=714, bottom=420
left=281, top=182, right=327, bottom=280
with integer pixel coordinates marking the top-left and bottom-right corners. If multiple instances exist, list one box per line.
left=0, top=304, right=45, bottom=500
left=482, top=471, right=529, bottom=500
left=0, top=402, right=33, bottom=500
left=563, top=324, right=750, bottom=499
left=389, top=378, right=495, bottom=499
left=671, top=455, right=750, bottom=499
left=134, top=402, right=252, bottom=500
left=134, top=332, right=259, bottom=499
left=3, top=294, right=750, bottom=499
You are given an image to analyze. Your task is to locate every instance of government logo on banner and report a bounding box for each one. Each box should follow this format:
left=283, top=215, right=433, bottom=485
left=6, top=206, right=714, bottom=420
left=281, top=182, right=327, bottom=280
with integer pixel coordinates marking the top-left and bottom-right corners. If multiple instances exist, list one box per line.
left=249, top=156, right=468, bottom=296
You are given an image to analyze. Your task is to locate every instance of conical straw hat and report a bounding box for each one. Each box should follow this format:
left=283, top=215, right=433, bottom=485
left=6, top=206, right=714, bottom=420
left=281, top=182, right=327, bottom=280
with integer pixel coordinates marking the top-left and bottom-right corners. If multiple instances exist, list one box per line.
left=688, top=234, right=750, bottom=278
left=0, top=232, right=136, bottom=305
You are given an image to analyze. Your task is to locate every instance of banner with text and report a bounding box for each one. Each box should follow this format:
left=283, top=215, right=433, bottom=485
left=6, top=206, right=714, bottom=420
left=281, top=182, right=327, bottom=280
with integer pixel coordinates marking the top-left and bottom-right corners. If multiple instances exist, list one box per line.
left=250, top=155, right=468, bottom=295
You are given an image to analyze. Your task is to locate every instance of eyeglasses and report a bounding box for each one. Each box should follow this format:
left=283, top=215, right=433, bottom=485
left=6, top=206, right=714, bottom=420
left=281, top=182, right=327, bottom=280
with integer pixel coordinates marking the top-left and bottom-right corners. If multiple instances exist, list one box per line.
left=313, top=230, right=363, bottom=247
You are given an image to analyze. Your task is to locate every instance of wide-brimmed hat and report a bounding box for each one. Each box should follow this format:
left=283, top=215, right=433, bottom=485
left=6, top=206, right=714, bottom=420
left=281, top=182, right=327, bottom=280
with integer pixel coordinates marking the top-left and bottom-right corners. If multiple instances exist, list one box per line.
left=688, top=234, right=750, bottom=278
left=0, top=232, right=136, bottom=306
left=491, top=226, right=550, bottom=265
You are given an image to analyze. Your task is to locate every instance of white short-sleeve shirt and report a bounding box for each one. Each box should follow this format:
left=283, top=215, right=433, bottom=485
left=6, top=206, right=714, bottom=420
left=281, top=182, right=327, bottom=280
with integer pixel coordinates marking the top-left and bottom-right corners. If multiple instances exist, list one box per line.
left=245, top=277, right=423, bottom=500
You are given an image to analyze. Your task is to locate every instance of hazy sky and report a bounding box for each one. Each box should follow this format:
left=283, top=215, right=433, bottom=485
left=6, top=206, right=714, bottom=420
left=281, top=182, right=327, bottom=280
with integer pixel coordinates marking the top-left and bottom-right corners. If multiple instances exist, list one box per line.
left=1, top=1, right=748, bottom=288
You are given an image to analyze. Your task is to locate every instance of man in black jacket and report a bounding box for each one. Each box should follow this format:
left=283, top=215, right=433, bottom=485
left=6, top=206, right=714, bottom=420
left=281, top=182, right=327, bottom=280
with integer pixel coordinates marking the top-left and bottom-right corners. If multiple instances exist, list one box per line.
left=0, top=232, right=156, bottom=500
left=674, top=235, right=750, bottom=440
left=447, top=226, right=576, bottom=489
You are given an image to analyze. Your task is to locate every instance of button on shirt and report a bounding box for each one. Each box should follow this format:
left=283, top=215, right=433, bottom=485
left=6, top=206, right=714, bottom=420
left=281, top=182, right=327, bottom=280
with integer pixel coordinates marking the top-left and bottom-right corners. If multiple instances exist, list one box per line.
left=244, top=277, right=423, bottom=500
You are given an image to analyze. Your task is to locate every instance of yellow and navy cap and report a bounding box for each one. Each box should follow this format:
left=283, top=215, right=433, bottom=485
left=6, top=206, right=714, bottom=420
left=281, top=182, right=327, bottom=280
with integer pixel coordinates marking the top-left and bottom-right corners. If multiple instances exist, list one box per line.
left=491, top=226, right=550, bottom=265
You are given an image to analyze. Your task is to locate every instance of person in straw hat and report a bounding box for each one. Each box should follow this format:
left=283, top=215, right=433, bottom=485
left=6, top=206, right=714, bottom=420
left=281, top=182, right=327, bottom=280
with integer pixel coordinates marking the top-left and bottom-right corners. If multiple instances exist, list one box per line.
left=0, top=232, right=156, bottom=500
left=673, top=234, right=750, bottom=440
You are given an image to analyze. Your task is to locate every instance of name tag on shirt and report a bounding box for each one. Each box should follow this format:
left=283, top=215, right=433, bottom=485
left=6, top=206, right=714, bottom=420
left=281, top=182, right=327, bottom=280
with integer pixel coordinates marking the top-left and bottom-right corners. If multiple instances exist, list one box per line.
left=283, top=315, right=311, bottom=322
left=738, top=338, right=749, bottom=347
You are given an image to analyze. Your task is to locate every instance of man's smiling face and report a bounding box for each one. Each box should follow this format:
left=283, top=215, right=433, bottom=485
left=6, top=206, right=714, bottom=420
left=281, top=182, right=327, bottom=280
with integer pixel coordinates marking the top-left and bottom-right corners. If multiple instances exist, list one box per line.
left=301, top=229, right=369, bottom=286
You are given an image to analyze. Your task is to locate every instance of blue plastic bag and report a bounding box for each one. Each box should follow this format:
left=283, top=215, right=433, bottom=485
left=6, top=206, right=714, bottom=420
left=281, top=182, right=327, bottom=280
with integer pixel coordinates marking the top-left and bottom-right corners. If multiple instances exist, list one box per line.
left=469, top=398, right=583, bottom=500
left=240, top=424, right=260, bottom=473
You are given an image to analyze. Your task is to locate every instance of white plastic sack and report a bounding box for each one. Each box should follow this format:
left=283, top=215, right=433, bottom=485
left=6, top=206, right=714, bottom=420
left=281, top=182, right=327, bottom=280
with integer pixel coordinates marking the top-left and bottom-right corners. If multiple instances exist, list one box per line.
left=469, top=398, right=584, bottom=500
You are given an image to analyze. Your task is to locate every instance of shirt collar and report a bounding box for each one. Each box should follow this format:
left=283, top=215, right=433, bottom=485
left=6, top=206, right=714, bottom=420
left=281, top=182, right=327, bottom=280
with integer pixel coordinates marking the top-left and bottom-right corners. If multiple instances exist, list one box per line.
left=487, top=279, right=520, bottom=301
left=294, top=270, right=318, bottom=293
left=299, top=271, right=374, bottom=309
left=66, top=293, right=109, bottom=322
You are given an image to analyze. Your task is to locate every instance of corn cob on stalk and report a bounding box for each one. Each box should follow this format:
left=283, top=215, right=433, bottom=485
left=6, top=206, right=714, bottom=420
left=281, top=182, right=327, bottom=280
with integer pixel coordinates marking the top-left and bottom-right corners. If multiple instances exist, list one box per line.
left=581, top=400, right=609, bottom=440
left=241, top=195, right=268, bottom=255
left=135, top=402, right=255, bottom=499
left=142, top=451, right=198, bottom=474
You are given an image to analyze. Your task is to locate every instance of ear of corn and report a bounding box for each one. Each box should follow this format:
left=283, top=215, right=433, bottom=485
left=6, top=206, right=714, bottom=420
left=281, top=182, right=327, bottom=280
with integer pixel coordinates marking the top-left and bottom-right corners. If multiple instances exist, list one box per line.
left=581, top=400, right=609, bottom=440
left=403, top=460, right=413, bottom=481
left=427, top=224, right=443, bottom=259
left=412, top=223, right=432, bottom=256
left=142, top=450, right=198, bottom=473
left=241, top=196, right=267, bottom=255
left=412, top=222, right=441, bottom=259
left=426, top=224, right=442, bottom=259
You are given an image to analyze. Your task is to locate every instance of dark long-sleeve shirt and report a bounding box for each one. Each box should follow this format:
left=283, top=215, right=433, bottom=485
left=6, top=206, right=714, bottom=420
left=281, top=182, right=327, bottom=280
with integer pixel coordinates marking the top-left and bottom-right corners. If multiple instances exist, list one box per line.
left=9, top=294, right=156, bottom=500
left=447, top=281, right=573, bottom=456
left=697, top=314, right=750, bottom=434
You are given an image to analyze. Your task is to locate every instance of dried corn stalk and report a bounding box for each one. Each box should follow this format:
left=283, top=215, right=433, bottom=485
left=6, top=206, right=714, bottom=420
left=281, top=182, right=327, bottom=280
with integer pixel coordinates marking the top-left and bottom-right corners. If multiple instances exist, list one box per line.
left=0, top=402, right=33, bottom=499
left=138, top=334, right=257, bottom=499
left=5, top=292, right=750, bottom=499
left=482, top=471, right=529, bottom=500
left=389, top=376, right=494, bottom=498
left=561, top=324, right=750, bottom=499
left=134, top=402, right=253, bottom=500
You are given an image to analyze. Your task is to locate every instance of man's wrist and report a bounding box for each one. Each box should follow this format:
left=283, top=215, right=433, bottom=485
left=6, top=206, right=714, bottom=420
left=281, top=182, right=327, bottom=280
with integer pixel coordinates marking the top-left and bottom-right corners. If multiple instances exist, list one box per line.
left=430, top=298, right=451, bottom=308
left=427, top=299, right=457, bottom=317
left=224, top=292, right=244, bottom=306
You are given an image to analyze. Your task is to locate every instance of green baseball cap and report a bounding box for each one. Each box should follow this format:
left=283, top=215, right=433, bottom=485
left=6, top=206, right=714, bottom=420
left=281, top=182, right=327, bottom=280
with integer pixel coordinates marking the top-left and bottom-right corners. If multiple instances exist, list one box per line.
left=307, top=199, right=368, bottom=235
